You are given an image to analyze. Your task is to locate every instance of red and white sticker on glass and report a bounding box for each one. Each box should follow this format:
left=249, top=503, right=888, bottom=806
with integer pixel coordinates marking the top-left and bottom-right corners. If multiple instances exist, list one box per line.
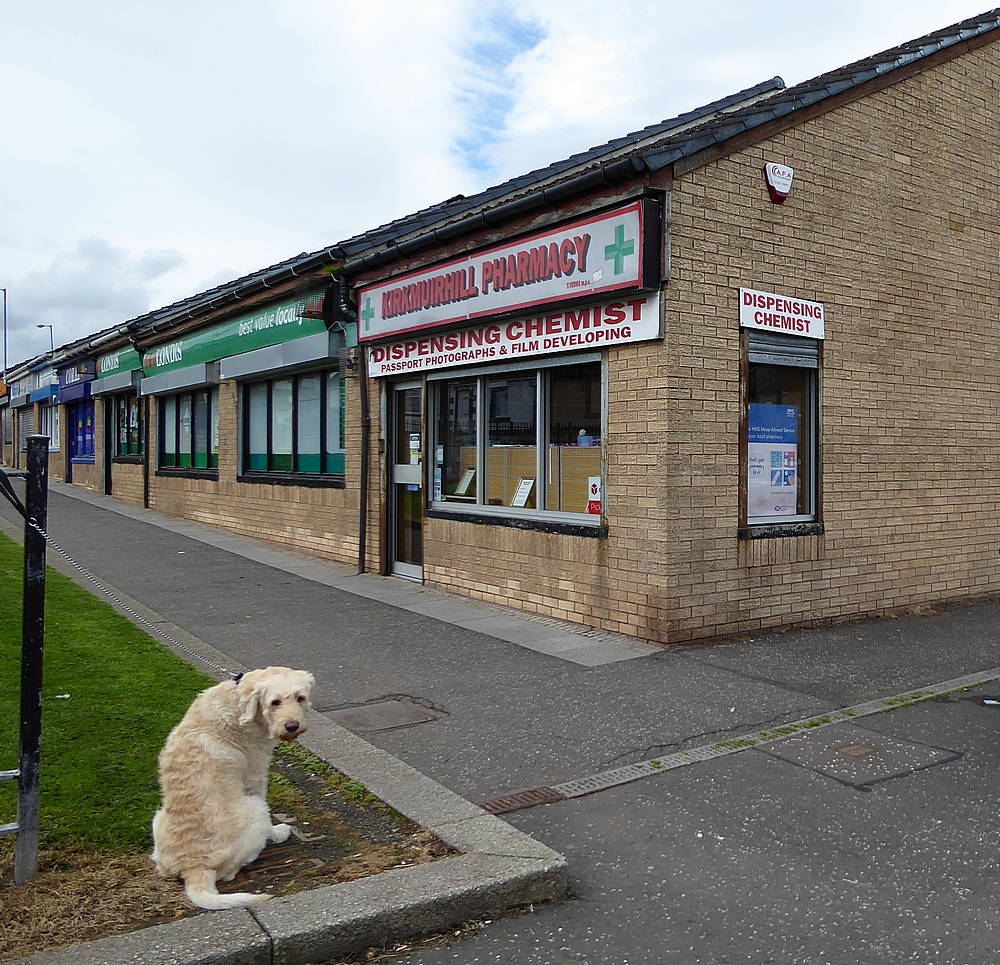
left=587, top=476, right=603, bottom=515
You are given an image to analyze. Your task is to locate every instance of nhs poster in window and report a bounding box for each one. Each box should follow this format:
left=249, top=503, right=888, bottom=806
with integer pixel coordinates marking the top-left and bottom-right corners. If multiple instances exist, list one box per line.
left=748, top=404, right=798, bottom=517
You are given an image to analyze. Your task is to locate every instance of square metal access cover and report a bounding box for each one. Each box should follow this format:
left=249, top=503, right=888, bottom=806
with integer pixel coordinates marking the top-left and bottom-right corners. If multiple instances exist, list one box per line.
left=324, top=699, right=439, bottom=733
left=756, top=722, right=960, bottom=788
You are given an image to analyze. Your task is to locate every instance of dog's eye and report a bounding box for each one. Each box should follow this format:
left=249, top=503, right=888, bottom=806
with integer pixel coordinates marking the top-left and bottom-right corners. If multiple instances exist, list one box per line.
left=270, top=699, right=282, bottom=707
left=296, top=695, right=305, bottom=703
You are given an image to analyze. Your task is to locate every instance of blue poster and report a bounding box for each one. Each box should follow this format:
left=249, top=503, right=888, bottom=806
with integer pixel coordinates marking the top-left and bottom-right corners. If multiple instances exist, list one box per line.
left=748, top=404, right=799, bottom=517
left=748, top=404, right=797, bottom=445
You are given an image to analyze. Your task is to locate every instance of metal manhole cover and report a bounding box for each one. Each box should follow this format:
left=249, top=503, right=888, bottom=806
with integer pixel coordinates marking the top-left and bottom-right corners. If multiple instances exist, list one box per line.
left=758, top=722, right=959, bottom=787
left=835, top=743, right=877, bottom=758
left=324, top=699, right=439, bottom=733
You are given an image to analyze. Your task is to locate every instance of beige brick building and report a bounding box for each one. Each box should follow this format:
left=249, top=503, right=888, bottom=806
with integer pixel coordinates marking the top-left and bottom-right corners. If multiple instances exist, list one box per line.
left=3, top=10, right=997, bottom=647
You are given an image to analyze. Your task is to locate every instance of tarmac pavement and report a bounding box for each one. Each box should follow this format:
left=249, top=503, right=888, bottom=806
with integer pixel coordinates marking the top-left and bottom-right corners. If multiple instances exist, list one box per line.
left=2, top=481, right=997, bottom=964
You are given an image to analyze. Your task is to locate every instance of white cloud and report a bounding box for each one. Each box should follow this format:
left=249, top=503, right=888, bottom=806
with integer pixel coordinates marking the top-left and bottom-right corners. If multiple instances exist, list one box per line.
left=0, top=0, right=992, bottom=364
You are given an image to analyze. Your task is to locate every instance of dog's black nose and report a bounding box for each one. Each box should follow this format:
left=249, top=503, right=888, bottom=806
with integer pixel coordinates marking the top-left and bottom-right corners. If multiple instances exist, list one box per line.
left=285, top=721, right=300, bottom=733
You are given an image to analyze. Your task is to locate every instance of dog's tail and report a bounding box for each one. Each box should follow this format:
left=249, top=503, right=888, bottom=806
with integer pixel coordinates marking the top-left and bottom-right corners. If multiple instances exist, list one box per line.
left=182, top=867, right=270, bottom=910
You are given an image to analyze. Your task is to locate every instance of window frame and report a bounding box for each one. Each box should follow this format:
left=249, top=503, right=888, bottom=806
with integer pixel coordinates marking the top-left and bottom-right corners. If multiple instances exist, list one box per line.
left=427, top=354, right=604, bottom=527
left=741, top=331, right=822, bottom=531
left=157, top=387, right=219, bottom=474
left=237, top=367, right=345, bottom=487
left=112, top=392, right=143, bottom=460
left=38, top=403, right=61, bottom=452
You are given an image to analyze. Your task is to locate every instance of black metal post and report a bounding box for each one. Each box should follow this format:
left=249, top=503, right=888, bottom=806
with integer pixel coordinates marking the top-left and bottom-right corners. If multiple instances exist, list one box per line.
left=15, top=434, right=48, bottom=884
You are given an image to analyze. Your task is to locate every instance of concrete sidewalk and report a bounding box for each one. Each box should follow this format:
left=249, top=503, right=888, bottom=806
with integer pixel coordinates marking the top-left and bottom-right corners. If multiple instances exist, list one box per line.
left=3, top=482, right=999, bottom=963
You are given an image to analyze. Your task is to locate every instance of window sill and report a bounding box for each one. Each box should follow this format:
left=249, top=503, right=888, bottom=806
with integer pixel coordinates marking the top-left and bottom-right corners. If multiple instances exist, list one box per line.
left=155, top=468, right=219, bottom=481
left=70, top=456, right=95, bottom=465
left=236, top=472, right=345, bottom=489
left=113, top=455, right=144, bottom=465
left=426, top=506, right=606, bottom=538
left=738, top=522, right=824, bottom=540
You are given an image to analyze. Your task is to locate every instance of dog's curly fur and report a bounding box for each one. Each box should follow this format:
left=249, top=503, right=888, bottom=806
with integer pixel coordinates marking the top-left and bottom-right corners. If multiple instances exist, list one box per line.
left=151, top=666, right=315, bottom=910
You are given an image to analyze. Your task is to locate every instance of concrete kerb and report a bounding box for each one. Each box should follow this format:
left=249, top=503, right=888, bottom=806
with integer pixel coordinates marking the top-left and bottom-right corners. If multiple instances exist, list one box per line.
left=2, top=523, right=568, bottom=965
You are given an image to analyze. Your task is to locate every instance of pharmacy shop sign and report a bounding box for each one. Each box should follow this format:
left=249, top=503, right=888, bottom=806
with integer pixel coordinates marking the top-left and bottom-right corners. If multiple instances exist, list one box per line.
left=739, top=288, right=825, bottom=339
left=368, top=292, right=661, bottom=377
left=359, top=200, right=660, bottom=342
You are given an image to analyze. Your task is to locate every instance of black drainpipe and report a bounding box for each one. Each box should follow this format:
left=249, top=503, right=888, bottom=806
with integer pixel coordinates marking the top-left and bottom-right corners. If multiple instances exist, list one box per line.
left=323, top=277, right=367, bottom=573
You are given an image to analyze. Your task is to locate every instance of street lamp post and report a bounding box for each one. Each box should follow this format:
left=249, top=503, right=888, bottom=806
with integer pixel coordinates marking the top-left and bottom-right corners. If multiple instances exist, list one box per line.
left=2, top=288, right=7, bottom=377
left=36, top=325, right=53, bottom=354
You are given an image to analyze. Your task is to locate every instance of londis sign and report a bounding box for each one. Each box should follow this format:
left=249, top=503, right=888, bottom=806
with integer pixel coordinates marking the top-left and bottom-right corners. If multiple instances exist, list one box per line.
left=358, top=199, right=661, bottom=342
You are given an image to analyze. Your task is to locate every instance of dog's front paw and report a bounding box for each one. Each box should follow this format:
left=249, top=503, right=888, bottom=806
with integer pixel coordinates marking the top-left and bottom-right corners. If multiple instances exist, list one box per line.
left=270, top=823, right=292, bottom=843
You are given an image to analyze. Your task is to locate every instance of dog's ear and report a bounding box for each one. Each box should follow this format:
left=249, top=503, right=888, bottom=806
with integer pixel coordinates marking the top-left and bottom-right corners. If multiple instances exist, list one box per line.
left=302, top=671, right=316, bottom=695
left=237, top=682, right=263, bottom=726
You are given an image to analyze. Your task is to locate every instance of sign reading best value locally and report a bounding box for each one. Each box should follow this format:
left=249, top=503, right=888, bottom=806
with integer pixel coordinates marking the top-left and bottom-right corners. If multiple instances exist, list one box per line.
left=142, top=294, right=327, bottom=375
left=358, top=200, right=659, bottom=342
left=368, top=292, right=661, bottom=377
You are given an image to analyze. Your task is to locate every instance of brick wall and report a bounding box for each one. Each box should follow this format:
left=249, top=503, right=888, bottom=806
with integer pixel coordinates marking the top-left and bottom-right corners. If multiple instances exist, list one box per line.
left=109, top=460, right=144, bottom=507
left=147, top=378, right=361, bottom=566
left=422, top=38, right=1000, bottom=643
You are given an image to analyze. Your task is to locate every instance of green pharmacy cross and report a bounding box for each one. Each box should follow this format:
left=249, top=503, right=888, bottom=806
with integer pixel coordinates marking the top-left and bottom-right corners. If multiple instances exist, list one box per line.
left=361, top=296, right=376, bottom=331
left=603, top=223, right=635, bottom=275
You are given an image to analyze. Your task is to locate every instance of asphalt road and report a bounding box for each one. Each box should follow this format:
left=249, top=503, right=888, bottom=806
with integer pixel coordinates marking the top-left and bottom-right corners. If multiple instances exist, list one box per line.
left=1, top=483, right=996, bottom=964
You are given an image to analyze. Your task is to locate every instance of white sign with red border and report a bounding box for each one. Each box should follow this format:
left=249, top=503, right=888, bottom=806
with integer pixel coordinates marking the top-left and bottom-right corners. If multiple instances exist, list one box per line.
left=358, top=201, right=653, bottom=342
left=368, top=292, right=661, bottom=377
left=739, top=288, right=825, bottom=339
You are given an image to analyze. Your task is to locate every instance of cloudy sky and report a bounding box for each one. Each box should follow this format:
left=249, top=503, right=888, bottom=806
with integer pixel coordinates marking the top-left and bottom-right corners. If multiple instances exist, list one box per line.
left=1, top=0, right=990, bottom=365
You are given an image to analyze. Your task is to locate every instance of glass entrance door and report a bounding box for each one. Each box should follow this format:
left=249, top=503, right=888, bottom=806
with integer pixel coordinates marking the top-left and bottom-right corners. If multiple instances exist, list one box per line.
left=390, top=383, right=423, bottom=580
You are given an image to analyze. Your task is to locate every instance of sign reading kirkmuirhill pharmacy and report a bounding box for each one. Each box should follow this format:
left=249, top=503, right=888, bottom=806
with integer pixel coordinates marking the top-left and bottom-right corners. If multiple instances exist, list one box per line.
left=358, top=200, right=660, bottom=342
left=747, top=403, right=799, bottom=517
left=368, top=292, right=661, bottom=377
left=142, top=293, right=327, bottom=375
left=739, top=288, right=825, bottom=339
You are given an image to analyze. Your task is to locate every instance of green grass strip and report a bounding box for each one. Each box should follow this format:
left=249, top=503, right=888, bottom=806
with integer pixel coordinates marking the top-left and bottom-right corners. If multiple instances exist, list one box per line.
left=0, top=532, right=210, bottom=851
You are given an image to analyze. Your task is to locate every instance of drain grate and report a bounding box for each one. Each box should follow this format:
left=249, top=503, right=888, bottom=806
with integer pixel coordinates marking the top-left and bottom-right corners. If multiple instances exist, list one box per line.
left=490, top=667, right=1000, bottom=808
left=477, top=787, right=565, bottom=814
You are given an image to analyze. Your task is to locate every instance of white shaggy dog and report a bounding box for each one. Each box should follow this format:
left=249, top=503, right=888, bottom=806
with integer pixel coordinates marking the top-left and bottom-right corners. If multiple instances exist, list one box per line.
left=152, top=666, right=315, bottom=910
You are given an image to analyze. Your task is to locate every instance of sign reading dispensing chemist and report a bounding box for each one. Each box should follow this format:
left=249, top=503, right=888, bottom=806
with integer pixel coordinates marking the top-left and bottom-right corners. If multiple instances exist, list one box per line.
left=747, top=404, right=799, bottom=517
left=368, top=292, right=660, bottom=377
left=359, top=200, right=659, bottom=343
left=739, top=288, right=825, bottom=339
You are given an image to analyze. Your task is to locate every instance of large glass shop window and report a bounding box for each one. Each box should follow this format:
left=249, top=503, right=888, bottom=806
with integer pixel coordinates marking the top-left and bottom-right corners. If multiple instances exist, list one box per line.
left=433, top=360, right=602, bottom=519
left=746, top=335, right=819, bottom=523
left=159, top=388, right=218, bottom=469
left=242, top=369, right=345, bottom=478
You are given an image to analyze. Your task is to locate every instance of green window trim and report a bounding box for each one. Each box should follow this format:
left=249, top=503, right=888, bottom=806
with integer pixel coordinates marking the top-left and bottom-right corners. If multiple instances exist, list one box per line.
left=158, top=388, right=219, bottom=471
left=242, top=369, right=345, bottom=479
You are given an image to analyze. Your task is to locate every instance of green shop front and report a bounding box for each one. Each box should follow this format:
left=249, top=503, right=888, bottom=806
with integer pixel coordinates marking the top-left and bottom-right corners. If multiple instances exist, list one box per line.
left=138, top=291, right=355, bottom=496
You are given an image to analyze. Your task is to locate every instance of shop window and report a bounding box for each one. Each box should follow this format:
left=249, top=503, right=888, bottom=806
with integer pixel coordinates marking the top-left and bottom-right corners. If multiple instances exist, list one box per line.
left=241, top=369, right=344, bottom=480
left=159, top=388, right=218, bottom=470
left=745, top=333, right=819, bottom=525
left=113, top=394, right=143, bottom=457
left=38, top=404, right=61, bottom=451
left=432, top=360, right=602, bottom=520
left=69, top=400, right=94, bottom=462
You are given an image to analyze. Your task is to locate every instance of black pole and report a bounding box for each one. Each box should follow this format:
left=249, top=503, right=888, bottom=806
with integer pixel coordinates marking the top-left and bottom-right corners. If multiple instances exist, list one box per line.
left=15, top=434, right=48, bottom=884
left=358, top=348, right=369, bottom=574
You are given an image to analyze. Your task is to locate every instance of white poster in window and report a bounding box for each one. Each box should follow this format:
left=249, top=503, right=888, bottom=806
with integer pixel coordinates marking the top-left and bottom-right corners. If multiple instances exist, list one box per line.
left=511, top=477, right=535, bottom=507
left=748, top=403, right=798, bottom=517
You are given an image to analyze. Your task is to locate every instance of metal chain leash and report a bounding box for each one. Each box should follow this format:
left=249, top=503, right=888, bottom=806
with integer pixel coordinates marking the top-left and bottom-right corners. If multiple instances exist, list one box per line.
left=24, top=515, right=241, bottom=681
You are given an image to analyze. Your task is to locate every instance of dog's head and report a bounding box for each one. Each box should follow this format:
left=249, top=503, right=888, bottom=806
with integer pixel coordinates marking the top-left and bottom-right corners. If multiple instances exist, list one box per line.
left=236, top=667, right=315, bottom=742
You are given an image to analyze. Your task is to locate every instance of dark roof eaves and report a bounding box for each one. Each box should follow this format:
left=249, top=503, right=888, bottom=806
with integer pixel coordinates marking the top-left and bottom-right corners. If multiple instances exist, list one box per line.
left=639, top=9, right=1000, bottom=174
